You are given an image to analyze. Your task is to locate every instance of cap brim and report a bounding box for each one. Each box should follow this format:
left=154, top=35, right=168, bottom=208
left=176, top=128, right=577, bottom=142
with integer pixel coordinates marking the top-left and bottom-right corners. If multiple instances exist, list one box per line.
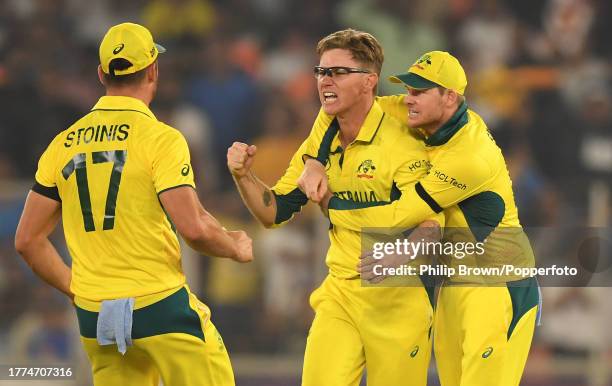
left=388, top=72, right=439, bottom=89
left=155, top=43, right=166, bottom=54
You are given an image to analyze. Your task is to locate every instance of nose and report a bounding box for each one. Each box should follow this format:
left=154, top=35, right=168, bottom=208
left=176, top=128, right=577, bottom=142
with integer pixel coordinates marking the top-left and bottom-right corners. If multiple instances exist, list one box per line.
left=319, top=75, right=334, bottom=87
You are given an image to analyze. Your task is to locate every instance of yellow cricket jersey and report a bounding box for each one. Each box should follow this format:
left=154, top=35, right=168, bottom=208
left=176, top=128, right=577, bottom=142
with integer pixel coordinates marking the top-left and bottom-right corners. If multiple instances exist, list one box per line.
left=271, top=98, right=432, bottom=278
left=326, top=97, right=535, bottom=282
left=34, top=96, right=194, bottom=300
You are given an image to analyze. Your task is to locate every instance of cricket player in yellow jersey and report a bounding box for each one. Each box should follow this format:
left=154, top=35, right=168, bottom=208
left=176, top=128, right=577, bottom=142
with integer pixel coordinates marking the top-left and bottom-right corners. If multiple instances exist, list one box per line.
left=14, top=23, right=253, bottom=386
left=228, top=30, right=442, bottom=386
left=302, top=51, right=541, bottom=386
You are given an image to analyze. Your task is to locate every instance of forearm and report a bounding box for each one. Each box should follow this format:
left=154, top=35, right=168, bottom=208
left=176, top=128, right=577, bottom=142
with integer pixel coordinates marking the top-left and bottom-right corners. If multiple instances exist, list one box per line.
left=185, top=208, right=238, bottom=258
left=18, top=238, right=73, bottom=299
left=409, top=219, right=442, bottom=242
left=185, top=223, right=237, bottom=258
left=232, top=171, right=277, bottom=227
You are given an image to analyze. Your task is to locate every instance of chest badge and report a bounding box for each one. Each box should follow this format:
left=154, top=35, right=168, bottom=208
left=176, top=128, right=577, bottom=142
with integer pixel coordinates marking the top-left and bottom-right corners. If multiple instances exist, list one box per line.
left=357, top=159, right=376, bottom=179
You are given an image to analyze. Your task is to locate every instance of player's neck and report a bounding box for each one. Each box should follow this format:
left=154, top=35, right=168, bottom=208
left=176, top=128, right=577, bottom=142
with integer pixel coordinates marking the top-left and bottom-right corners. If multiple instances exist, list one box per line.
left=336, top=96, right=374, bottom=148
left=105, top=87, right=153, bottom=106
left=423, top=104, right=459, bottom=136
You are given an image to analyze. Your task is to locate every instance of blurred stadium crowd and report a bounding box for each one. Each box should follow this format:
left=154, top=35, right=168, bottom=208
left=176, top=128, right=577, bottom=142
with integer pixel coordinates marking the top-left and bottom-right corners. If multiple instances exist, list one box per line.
left=0, top=0, right=611, bottom=384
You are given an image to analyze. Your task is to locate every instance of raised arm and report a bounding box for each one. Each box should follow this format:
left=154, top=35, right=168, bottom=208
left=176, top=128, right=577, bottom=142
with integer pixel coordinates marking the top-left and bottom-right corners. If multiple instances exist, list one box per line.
left=228, top=109, right=336, bottom=228
left=227, top=142, right=277, bottom=228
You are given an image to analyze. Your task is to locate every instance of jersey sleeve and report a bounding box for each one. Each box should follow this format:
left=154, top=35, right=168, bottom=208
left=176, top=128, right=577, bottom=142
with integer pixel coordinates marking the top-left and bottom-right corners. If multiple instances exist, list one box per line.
left=392, top=139, right=428, bottom=192
left=34, top=137, right=59, bottom=188
left=325, top=131, right=435, bottom=232
left=270, top=139, right=310, bottom=226
left=376, top=95, right=408, bottom=125
left=152, top=128, right=196, bottom=194
left=393, top=146, right=445, bottom=228
left=329, top=152, right=491, bottom=233
left=270, top=109, right=336, bottom=226
left=418, top=151, right=492, bottom=208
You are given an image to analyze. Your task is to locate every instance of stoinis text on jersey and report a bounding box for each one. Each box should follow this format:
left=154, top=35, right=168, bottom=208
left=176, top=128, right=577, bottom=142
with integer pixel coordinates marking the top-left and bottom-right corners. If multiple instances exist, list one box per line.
left=64, top=124, right=130, bottom=147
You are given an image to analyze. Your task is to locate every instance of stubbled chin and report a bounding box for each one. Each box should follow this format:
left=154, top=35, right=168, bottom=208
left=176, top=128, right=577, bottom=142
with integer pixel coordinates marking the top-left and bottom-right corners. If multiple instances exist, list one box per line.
left=407, top=116, right=422, bottom=127
left=323, top=102, right=339, bottom=115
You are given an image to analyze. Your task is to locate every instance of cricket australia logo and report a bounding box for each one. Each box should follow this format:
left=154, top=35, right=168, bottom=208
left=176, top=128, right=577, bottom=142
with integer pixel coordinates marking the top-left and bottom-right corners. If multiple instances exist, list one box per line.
left=412, top=54, right=432, bottom=70
left=357, top=159, right=376, bottom=179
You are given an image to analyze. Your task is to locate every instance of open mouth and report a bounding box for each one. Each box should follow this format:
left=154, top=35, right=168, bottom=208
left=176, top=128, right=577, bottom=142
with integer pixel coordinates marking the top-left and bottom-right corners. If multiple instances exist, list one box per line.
left=323, top=91, right=338, bottom=103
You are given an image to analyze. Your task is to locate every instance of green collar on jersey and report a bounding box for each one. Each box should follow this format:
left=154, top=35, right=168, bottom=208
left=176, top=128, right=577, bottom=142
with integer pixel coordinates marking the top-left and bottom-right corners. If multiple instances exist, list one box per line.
left=425, top=101, right=468, bottom=146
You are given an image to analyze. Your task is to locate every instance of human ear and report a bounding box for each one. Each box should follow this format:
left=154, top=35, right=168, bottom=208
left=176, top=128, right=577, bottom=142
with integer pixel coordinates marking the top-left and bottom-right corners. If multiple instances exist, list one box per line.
left=446, top=90, right=458, bottom=107
left=97, top=65, right=106, bottom=87
left=364, top=73, right=378, bottom=94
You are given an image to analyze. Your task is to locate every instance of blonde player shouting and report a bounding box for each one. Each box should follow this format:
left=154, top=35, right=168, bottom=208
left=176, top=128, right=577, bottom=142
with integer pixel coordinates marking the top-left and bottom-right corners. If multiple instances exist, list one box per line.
left=302, top=51, right=540, bottom=386
left=228, top=29, right=441, bottom=386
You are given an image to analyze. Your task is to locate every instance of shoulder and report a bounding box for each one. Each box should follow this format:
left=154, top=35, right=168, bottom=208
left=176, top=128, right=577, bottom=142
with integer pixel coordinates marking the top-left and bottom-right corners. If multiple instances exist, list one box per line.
left=46, top=121, right=82, bottom=152
left=375, top=94, right=408, bottom=124
left=466, top=109, right=488, bottom=133
left=378, top=113, right=424, bottom=150
left=463, top=109, right=502, bottom=162
left=157, top=121, right=185, bottom=137
left=311, top=108, right=335, bottom=137
left=436, top=147, right=493, bottom=180
left=376, top=94, right=404, bottom=109
left=147, top=121, right=189, bottom=144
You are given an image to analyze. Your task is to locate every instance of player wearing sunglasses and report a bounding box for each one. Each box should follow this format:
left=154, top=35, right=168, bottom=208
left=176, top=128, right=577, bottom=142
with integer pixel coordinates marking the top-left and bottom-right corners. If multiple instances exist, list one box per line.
left=227, top=29, right=441, bottom=386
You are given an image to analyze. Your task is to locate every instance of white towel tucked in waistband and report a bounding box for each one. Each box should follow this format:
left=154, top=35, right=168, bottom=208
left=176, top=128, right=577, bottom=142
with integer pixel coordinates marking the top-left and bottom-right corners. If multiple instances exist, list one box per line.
left=96, top=297, right=135, bottom=355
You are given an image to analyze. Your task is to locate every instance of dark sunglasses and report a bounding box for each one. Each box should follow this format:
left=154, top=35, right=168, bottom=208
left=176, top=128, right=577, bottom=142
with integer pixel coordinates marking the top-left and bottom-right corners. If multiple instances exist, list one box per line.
left=313, top=66, right=371, bottom=78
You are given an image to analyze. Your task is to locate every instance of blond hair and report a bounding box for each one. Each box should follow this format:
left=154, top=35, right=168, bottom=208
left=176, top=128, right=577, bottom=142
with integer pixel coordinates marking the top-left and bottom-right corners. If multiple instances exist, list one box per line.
left=316, top=29, right=384, bottom=75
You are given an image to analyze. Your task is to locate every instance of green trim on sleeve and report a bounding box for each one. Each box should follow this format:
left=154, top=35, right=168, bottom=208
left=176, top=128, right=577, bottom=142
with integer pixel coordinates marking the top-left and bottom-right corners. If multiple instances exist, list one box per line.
left=390, top=181, right=402, bottom=201
left=457, top=191, right=505, bottom=242
left=273, top=188, right=308, bottom=224
left=157, top=184, right=196, bottom=196
left=415, top=182, right=443, bottom=213
left=301, top=154, right=318, bottom=163
left=32, top=182, right=61, bottom=202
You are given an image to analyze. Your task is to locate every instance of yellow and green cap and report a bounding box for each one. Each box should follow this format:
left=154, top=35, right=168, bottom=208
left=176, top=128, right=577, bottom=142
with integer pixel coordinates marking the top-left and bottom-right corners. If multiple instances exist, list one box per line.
left=389, top=51, right=467, bottom=95
left=99, top=23, right=165, bottom=76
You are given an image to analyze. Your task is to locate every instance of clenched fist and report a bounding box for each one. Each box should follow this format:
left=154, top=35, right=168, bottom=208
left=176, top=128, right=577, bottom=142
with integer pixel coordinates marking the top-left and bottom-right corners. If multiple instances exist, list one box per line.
left=298, top=158, right=328, bottom=203
left=227, top=142, right=257, bottom=177
left=227, top=230, right=254, bottom=263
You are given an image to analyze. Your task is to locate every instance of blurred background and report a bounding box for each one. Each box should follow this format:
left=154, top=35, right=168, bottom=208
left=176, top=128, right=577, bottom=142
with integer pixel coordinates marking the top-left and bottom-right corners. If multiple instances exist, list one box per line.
left=0, top=0, right=611, bottom=385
